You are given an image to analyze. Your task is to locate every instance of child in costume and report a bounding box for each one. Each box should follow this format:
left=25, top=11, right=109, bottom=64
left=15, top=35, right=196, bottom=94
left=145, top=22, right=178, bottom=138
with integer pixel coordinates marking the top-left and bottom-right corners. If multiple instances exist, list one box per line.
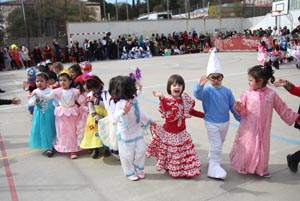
left=230, top=63, right=300, bottom=177
left=68, top=63, right=83, bottom=88
left=147, top=74, right=204, bottom=178
left=287, top=39, right=300, bottom=69
left=73, top=72, right=90, bottom=146
left=110, top=76, right=153, bottom=181
left=28, top=72, right=56, bottom=157
left=193, top=50, right=240, bottom=179
left=80, top=61, right=92, bottom=75
left=80, top=75, right=111, bottom=159
left=35, top=69, right=81, bottom=159
left=96, top=68, right=142, bottom=159
left=274, top=78, right=300, bottom=173
left=53, top=62, right=64, bottom=76
left=23, top=67, right=37, bottom=115
left=257, top=40, right=268, bottom=66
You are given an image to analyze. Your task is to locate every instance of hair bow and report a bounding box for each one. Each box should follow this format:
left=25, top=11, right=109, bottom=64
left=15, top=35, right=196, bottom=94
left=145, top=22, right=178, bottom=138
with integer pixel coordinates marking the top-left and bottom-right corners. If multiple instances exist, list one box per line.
left=129, top=67, right=142, bottom=80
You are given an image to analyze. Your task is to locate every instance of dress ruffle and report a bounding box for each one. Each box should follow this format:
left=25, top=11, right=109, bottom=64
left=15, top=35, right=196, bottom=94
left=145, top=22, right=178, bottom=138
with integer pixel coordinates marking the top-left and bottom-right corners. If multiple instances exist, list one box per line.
left=146, top=124, right=202, bottom=178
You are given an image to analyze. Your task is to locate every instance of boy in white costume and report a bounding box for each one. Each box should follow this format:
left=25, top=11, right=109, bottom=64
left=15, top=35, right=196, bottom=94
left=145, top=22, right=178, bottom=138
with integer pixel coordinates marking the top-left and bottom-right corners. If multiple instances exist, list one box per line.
left=193, top=49, right=240, bottom=179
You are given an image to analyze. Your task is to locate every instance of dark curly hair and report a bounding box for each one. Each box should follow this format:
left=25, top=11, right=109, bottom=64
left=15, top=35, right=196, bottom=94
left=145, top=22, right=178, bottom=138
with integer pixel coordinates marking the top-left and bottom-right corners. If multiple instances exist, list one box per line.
left=109, top=76, right=137, bottom=103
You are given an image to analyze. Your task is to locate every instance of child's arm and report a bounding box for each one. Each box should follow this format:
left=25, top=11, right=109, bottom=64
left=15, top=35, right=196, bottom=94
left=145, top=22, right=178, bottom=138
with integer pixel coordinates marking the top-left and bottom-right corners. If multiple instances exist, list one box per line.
left=274, top=79, right=300, bottom=97
left=193, top=75, right=207, bottom=100
left=113, top=100, right=130, bottom=122
left=136, top=80, right=142, bottom=97
left=139, top=108, right=153, bottom=128
left=153, top=90, right=169, bottom=111
left=273, top=92, right=299, bottom=126
left=88, top=101, right=101, bottom=121
left=190, top=108, right=204, bottom=118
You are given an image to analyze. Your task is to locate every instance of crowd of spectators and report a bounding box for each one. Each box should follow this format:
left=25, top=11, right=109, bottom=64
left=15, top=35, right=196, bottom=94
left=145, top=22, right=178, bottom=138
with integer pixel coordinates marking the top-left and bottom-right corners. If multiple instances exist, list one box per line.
left=0, top=25, right=299, bottom=71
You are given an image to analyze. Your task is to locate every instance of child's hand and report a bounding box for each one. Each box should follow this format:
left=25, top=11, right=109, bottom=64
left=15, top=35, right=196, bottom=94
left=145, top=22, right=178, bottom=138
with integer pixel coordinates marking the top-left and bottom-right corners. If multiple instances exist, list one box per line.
left=198, top=75, right=208, bottom=86
left=36, top=97, right=40, bottom=103
left=123, top=102, right=132, bottom=114
left=23, top=81, right=29, bottom=90
left=273, top=79, right=286, bottom=87
left=234, top=101, right=243, bottom=112
left=153, top=90, right=164, bottom=99
left=11, top=98, right=21, bottom=105
left=94, top=115, right=101, bottom=121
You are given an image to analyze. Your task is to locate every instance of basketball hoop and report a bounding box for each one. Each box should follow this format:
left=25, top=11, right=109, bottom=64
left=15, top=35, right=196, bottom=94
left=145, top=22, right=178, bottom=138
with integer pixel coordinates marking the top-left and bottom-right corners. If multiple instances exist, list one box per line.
left=271, top=10, right=282, bottom=17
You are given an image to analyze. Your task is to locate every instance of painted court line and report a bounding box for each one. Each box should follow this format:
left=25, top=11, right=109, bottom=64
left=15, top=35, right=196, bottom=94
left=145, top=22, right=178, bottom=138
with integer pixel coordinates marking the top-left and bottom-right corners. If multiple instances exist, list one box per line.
left=0, top=131, right=19, bottom=201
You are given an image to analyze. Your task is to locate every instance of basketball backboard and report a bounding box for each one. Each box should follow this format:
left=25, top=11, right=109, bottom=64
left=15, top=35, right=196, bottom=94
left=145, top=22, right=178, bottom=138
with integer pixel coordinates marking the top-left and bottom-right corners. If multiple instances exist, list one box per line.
left=272, top=0, right=289, bottom=17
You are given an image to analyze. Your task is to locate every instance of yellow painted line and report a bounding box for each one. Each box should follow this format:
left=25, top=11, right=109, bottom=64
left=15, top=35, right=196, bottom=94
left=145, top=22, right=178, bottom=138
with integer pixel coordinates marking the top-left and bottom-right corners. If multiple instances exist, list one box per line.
left=0, top=149, right=40, bottom=161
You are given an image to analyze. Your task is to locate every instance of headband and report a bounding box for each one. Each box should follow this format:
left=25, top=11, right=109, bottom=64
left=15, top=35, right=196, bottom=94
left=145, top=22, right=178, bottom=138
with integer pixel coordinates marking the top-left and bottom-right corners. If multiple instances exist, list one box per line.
left=59, top=69, right=71, bottom=78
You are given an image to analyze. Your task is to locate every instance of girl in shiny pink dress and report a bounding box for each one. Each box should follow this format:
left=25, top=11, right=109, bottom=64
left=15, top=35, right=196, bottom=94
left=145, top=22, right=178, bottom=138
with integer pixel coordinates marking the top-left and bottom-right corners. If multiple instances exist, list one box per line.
left=230, top=63, right=300, bottom=177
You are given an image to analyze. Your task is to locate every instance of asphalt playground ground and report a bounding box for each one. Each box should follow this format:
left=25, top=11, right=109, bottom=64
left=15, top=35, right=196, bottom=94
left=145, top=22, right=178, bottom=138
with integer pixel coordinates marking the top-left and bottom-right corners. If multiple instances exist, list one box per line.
left=0, top=52, right=300, bottom=201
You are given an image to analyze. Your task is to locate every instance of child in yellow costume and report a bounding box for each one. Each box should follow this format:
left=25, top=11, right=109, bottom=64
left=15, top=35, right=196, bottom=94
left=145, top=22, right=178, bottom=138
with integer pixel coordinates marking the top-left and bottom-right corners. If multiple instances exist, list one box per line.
left=80, top=75, right=111, bottom=158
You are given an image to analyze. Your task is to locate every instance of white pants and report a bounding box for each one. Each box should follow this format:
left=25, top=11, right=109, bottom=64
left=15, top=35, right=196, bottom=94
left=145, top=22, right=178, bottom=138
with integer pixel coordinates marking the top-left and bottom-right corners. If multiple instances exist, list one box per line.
left=205, top=121, right=229, bottom=164
left=118, top=139, right=146, bottom=177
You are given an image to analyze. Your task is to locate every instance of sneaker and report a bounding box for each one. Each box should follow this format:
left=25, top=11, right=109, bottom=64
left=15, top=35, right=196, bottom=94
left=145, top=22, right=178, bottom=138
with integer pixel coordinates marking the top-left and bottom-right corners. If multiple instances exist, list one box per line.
left=127, top=175, right=139, bottom=181
left=0, top=89, right=5, bottom=93
left=287, top=154, right=298, bottom=173
left=70, top=152, right=78, bottom=159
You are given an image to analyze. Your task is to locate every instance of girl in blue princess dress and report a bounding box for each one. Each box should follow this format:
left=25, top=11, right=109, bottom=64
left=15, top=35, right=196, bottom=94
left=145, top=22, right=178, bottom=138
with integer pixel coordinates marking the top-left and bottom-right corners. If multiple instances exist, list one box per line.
left=29, top=72, right=56, bottom=157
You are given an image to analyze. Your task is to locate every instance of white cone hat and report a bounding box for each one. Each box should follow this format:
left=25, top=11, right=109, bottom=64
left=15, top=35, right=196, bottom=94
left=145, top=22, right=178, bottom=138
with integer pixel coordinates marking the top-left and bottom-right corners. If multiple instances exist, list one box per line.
left=206, top=49, right=223, bottom=76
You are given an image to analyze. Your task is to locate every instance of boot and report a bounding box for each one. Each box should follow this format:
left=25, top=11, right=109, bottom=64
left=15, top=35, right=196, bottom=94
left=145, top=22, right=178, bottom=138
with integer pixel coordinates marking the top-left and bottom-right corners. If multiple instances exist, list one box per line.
left=287, top=150, right=300, bottom=173
left=207, top=151, right=227, bottom=179
left=207, top=162, right=227, bottom=179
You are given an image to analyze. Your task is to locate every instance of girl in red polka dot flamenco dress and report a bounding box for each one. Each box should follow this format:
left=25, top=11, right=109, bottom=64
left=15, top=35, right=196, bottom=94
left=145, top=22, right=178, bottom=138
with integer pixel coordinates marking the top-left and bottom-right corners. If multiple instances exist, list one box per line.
left=146, top=74, right=204, bottom=178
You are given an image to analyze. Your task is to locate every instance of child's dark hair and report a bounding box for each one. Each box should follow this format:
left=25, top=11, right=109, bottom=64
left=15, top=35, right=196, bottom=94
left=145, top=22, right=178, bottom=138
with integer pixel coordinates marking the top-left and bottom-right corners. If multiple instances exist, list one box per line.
left=167, top=74, right=185, bottom=95
left=47, top=71, right=57, bottom=81
left=85, top=75, right=104, bottom=91
left=110, top=76, right=137, bottom=103
left=248, top=62, right=275, bottom=86
left=260, top=40, right=267, bottom=48
left=36, top=72, right=49, bottom=81
left=36, top=63, right=49, bottom=73
left=108, top=75, right=122, bottom=95
left=69, top=63, right=82, bottom=78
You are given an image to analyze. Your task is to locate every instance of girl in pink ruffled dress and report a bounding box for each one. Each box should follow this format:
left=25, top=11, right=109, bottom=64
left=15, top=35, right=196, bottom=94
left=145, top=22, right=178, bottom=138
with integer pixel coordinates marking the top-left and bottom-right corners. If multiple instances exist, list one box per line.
left=256, top=40, right=268, bottom=65
left=146, top=74, right=204, bottom=178
left=230, top=63, right=300, bottom=177
left=36, top=69, right=81, bottom=159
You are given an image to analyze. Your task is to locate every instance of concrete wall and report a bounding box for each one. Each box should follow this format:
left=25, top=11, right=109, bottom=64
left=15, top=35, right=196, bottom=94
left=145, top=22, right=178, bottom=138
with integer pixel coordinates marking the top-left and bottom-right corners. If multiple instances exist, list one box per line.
left=67, top=9, right=300, bottom=47
left=66, top=18, right=244, bottom=47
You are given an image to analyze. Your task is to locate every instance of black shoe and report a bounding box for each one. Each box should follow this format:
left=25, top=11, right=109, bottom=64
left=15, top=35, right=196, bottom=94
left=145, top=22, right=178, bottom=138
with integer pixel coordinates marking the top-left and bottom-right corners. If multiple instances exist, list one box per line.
left=91, top=148, right=99, bottom=159
left=0, top=89, right=5, bottom=93
left=103, top=148, right=111, bottom=157
left=43, top=149, right=54, bottom=158
left=287, top=154, right=298, bottom=173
